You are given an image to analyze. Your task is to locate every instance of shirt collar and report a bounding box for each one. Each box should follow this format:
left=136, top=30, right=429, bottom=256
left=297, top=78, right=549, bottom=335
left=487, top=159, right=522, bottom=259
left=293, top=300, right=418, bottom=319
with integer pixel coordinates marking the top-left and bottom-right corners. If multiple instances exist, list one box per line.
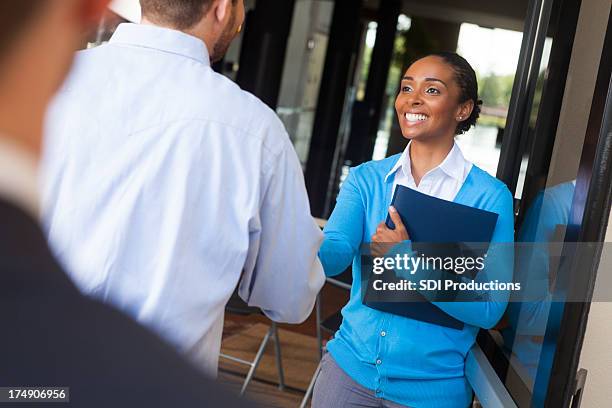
left=438, top=142, right=468, bottom=182
left=0, top=136, right=39, bottom=218
left=384, top=141, right=468, bottom=183
left=385, top=145, right=409, bottom=183
left=109, top=23, right=211, bottom=66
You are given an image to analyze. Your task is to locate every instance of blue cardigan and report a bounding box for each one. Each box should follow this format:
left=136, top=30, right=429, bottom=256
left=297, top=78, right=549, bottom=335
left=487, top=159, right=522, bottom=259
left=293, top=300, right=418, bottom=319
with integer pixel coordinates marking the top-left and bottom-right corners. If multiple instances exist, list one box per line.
left=320, top=154, right=515, bottom=408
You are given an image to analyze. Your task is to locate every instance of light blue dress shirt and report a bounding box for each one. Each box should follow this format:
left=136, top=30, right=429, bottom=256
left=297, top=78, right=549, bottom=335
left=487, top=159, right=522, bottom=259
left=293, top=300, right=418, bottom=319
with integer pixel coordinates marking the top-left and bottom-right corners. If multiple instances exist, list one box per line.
left=41, top=23, right=325, bottom=373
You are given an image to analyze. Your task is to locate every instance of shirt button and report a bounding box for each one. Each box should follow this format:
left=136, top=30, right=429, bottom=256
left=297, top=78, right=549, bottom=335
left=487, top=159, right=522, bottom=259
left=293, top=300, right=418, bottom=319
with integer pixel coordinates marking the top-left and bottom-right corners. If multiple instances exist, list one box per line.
left=376, top=359, right=382, bottom=365
left=381, top=331, right=386, bottom=337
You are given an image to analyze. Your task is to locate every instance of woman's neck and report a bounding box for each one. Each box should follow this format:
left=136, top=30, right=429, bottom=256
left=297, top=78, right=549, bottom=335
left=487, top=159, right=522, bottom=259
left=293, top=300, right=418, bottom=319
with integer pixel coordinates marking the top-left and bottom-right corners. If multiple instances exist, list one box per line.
left=409, top=136, right=455, bottom=186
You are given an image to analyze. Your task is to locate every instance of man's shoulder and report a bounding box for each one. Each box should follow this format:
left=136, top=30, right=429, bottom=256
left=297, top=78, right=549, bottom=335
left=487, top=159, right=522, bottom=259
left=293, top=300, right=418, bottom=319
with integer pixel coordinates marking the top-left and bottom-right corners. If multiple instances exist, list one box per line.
left=63, top=46, right=287, bottom=145
left=205, top=72, right=283, bottom=128
left=196, top=73, right=290, bottom=154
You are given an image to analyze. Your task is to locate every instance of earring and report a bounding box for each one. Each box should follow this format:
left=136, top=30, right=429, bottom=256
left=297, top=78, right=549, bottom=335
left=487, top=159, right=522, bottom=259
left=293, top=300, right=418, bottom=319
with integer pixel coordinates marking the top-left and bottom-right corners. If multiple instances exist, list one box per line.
left=458, top=116, right=463, bottom=120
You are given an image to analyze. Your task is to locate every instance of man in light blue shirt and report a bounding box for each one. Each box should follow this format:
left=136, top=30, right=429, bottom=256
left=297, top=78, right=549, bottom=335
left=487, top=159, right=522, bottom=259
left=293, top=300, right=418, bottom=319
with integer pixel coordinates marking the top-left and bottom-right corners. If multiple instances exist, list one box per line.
left=41, top=0, right=325, bottom=375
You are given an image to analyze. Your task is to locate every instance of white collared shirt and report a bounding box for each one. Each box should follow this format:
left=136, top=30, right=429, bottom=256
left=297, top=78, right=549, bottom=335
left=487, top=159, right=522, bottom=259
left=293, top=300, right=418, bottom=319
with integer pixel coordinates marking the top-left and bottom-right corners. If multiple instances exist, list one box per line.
left=0, top=137, right=39, bottom=217
left=41, top=23, right=324, bottom=374
left=386, top=141, right=473, bottom=201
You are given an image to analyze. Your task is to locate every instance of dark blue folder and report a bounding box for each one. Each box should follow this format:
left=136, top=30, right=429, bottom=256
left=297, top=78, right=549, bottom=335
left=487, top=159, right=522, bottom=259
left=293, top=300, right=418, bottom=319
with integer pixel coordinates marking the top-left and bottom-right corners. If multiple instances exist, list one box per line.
left=385, top=185, right=499, bottom=242
left=363, top=185, right=499, bottom=329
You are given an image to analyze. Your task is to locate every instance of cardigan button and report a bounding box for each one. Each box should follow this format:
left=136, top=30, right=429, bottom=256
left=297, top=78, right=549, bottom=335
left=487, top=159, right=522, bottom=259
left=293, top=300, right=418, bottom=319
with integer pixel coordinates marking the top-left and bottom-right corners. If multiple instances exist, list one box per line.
left=376, top=359, right=382, bottom=365
left=380, top=331, right=386, bottom=337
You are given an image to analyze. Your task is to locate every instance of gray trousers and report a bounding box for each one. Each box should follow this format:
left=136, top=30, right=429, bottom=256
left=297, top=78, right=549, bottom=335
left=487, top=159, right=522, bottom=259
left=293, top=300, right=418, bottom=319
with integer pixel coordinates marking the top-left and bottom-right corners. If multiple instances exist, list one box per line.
left=312, top=352, right=411, bottom=408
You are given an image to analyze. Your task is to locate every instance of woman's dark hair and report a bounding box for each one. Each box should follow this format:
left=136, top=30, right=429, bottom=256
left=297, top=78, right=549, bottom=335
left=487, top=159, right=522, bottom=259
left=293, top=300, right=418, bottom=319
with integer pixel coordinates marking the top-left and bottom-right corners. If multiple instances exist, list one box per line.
left=418, top=51, right=482, bottom=135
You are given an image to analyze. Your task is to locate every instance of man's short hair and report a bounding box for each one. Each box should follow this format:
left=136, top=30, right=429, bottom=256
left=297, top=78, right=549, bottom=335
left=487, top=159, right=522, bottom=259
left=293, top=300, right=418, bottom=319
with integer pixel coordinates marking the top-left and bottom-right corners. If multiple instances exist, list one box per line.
left=0, top=2, right=41, bottom=62
left=139, top=0, right=216, bottom=30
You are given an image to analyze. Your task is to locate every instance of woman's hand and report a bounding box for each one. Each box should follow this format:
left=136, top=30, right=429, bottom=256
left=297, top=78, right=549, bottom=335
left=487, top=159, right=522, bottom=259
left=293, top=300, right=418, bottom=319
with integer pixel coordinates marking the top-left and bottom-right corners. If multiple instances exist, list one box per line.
left=371, top=206, right=410, bottom=257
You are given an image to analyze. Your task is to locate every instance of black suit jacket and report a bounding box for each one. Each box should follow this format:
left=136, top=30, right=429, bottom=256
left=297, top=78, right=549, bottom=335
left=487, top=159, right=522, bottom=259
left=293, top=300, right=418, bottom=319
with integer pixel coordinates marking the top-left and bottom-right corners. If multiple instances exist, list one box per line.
left=0, top=199, right=254, bottom=407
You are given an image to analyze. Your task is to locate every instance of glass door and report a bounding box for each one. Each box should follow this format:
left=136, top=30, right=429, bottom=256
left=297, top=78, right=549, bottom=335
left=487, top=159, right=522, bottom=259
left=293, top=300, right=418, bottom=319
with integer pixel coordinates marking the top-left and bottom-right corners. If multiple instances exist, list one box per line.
left=479, top=0, right=612, bottom=406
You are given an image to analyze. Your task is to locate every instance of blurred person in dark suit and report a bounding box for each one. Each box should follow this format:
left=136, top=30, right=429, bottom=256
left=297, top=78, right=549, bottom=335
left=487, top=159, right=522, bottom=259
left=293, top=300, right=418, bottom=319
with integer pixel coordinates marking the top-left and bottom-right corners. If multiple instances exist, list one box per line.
left=0, top=1, right=254, bottom=406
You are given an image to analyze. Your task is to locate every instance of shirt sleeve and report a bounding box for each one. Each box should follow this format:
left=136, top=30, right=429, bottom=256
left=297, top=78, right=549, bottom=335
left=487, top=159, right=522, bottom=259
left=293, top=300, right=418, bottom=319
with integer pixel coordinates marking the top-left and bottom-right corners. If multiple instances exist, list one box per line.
left=238, top=121, right=325, bottom=324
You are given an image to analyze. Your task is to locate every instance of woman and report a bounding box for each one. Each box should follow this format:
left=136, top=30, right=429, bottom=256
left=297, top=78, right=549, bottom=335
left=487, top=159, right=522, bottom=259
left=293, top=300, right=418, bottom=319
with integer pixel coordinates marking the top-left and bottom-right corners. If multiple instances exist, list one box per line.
left=313, top=52, right=514, bottom=408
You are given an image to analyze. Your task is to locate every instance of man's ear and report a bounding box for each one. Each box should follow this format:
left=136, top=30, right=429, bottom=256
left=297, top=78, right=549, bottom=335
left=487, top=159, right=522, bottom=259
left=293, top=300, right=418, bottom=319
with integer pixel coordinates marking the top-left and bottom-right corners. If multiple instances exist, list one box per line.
left=214, top=0, right=232, bottom=23
left=80, top=0, right=113, bottom=25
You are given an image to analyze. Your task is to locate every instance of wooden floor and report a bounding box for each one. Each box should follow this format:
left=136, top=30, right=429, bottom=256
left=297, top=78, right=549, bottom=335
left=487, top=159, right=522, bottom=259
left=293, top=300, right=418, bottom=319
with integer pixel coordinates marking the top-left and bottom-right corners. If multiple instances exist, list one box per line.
left=219, top=370, right=307, bottom=407
left=218, top=281, right=350, bottom=407
left=219, top=321, right=320, bottom=407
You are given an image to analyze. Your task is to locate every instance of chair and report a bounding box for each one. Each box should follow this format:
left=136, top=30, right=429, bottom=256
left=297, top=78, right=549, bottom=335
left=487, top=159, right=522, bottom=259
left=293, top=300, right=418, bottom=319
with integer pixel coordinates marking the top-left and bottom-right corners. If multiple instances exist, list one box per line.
left=300, top=271, right=352, bottom=408
left=219, top=290, right=285, bottom=396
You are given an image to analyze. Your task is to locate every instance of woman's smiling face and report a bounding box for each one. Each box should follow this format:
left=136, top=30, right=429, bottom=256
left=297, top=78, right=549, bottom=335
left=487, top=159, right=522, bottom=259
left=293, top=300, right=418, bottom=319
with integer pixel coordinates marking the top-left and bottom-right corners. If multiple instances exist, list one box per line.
left=394, top=55, right=472, bottom=141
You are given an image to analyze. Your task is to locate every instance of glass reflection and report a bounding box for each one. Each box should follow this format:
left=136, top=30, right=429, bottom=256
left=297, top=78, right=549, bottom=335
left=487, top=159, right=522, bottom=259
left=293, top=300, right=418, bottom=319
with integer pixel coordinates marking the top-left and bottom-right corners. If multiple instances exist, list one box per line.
left=501, top=180, right=575, bottom=392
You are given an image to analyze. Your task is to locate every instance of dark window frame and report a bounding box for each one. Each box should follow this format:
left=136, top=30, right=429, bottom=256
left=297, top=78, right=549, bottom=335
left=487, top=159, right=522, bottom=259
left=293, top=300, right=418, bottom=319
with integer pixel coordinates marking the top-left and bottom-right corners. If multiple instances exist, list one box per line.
left=479, top=0, right=612, bottom=406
